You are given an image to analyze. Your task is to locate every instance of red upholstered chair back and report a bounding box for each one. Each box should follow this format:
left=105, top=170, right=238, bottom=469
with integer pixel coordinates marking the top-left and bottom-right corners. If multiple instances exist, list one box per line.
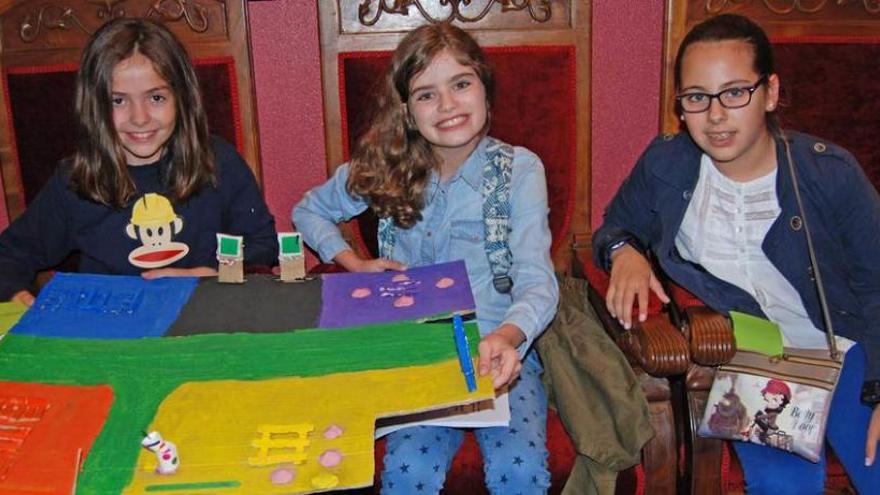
left=317, top=2, right=590, bottom=272
left=0, top=0, right=262, bottom=222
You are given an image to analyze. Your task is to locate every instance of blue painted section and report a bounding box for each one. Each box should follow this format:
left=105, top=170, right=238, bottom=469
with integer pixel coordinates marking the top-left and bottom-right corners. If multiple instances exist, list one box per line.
left=11, top=273, right=197, bottom=339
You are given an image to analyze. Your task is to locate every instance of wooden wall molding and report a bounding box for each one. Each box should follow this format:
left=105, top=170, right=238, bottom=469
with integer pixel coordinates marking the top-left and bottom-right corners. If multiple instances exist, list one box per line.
left=357, top=0, right=554, bottom=26
left=705, top=0, right=880, bottom=16
left=4, top=0, right=226, bottom=51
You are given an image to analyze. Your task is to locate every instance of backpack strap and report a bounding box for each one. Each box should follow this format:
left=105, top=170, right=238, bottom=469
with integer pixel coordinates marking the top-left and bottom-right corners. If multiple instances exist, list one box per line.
left=377, top=138, right=514, bottom=294
left=482, top=137, right=514, bottom=293
left=377, top=214, right=395, bottom=261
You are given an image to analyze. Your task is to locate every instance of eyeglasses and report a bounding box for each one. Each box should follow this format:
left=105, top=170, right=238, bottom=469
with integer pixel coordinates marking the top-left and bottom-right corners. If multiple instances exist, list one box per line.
left=676, top=76, right=768, bottom=113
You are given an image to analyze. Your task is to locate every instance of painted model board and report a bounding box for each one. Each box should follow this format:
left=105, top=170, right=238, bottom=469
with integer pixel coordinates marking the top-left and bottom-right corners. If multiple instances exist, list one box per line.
left=0, top=261, right=493, bottom=494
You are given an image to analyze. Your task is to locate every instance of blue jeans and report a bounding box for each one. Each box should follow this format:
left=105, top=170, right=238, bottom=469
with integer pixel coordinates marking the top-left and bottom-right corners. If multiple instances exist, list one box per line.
left=734, top=344, right=879, bottom=494
left=380, top=351, right=551, bottom=495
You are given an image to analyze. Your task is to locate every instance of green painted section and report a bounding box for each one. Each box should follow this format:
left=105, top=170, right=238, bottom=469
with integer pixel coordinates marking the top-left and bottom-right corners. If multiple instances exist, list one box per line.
left=218, top=235, right=241, bottom=256
left=145, top=480, right=241, bottom=492
left=280, top=233, right=302, bottom=255
left=0, top=321, right=480, bottom=494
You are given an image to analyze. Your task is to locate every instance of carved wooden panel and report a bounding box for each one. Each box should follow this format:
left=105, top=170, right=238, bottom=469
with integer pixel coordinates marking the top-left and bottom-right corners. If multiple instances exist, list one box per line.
left=0, top=0, right=261, bottom=221
left=1, top=0, right=229, bottom=55
left=341, top=0, right=571, bottom=33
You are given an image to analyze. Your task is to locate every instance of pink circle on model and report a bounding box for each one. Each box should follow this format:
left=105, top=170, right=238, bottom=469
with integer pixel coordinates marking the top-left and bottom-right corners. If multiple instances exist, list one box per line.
left=394, top=295, right=414, bottom=308
left=319, top=449, right=344, bottom=467
left=435, top=277, right=455, bottom=289
left=351, top=287, right=371, bottom=298
left=271, top=467, right=296, bottom=484
left=391, top=274, right=409, bottom=282
left=324, top=424, right=344, bottom=439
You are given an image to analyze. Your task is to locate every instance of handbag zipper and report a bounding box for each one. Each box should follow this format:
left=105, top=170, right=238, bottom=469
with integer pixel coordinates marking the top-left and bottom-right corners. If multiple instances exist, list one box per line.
left=720, top=364, right=837, bottom=391
left=782, top=354, right=842, bottom=370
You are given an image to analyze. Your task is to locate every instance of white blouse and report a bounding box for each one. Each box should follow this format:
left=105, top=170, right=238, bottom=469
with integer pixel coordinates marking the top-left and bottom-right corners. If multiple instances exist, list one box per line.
left=675, top=154, right=852, bottom=350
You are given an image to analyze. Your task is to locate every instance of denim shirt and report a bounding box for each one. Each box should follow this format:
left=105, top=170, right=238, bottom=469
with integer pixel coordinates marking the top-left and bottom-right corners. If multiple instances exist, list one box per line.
left=293, top=137, right=559, bottom=354
left=593, top=131, right=880, bottom=382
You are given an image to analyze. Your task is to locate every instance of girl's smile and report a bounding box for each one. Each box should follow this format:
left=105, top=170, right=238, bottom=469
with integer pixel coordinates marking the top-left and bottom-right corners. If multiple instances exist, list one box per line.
left=407, top=49, right=488, bottom=177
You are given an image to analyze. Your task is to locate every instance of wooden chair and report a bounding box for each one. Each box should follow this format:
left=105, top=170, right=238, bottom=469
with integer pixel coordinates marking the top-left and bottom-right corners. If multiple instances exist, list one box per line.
left=315, top=1, right=602, bottom=492
left=658, top=1, right=880, bottom=492
left=0, top=0, right=263, bottom=223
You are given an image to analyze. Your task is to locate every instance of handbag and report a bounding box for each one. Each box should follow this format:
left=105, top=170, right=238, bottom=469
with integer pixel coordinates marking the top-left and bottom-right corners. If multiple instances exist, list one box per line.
left=697, top=346, right=842, bottom=462
left=694, top=130, right=844, bottom=463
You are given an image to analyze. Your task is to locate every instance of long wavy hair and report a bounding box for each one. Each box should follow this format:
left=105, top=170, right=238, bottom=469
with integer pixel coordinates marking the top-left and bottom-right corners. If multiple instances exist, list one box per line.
left=347, top=22, right=494, bottom=228
left=71, top=17, right=215, bottom=207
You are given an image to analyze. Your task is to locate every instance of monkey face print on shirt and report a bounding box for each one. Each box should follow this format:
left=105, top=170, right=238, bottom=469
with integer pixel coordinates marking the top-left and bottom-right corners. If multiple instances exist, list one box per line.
left=125, top=193, right=190, bottom=269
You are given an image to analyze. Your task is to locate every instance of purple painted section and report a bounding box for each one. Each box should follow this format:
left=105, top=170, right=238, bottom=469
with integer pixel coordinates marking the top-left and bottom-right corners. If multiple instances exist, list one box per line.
left=318, top=261, right=475, bottom=328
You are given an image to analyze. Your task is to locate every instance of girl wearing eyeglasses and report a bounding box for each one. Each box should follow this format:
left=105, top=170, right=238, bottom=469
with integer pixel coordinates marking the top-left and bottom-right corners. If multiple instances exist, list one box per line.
left=593, top=13, right=879, bottom=494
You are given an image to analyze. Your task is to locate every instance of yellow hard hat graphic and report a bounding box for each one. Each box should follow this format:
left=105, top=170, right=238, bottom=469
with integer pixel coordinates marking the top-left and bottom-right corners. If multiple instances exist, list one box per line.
left=130, top=193, right=176, bottom=225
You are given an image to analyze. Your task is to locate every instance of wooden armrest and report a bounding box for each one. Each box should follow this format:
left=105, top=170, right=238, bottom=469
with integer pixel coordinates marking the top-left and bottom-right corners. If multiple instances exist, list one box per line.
left=586, top=282, right=690, bottom=377
left=682, top=306, right=736, bottom=366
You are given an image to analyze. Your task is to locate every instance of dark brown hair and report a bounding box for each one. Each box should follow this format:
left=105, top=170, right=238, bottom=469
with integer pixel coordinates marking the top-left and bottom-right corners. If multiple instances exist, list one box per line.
left=347, top=22, right=493, bottom=228
left=71, top=17, right=215, bottom=207
left=674, top=14, right=779, bottom=131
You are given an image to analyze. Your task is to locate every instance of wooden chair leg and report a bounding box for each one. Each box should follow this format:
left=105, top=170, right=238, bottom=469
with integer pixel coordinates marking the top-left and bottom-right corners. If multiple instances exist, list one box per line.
left=682, top=365, right=725, bottom=495
left=639, top=372, right=677, bottom=495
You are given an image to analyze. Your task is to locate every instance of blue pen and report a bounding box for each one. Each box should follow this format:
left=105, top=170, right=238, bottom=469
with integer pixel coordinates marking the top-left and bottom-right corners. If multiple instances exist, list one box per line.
left=452, top=314, right=477, bottom=392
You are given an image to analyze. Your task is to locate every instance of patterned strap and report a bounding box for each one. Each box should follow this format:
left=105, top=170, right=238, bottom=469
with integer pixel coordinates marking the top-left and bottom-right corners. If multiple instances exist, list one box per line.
left=378, top=137, right=514, bottom=293
left=482, top=137, right=514, bottom=293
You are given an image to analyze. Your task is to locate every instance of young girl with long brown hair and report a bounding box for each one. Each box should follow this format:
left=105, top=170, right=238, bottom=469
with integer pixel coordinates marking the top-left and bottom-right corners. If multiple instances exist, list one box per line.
left=0, top=17, right=277, bottom=305
left=294, top=22, right=558, bottom=494
left=595, top=14, right=879, bottom=493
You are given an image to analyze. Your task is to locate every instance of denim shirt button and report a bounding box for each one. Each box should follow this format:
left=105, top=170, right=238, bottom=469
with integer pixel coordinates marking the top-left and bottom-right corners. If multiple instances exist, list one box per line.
left=683, top=190, right=692, bottom=200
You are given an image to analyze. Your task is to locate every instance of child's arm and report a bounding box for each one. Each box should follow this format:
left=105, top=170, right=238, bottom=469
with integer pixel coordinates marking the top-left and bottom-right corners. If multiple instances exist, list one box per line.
left=141, top=266, right=218, bottom=279
left=332, top=249, right=405, bottom=273
left=592, top=138, right=670, bottom=327
left=0, top=168, right=74, bottom=302
left=293, top=163, right=389, bottom=267
left=478, top=322, right=525, bottom=389
left=498, top=150, right=559, bottom=357
left=10, top=290, right=35, bottom=307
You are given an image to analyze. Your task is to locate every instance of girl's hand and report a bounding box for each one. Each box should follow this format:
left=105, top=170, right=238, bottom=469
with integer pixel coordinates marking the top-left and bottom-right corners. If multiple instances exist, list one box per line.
left=866, top=403, right=880, bottom=466
left=141, top=267, right=218, bottom=279
left=334, top=249, right=406, bottom=273
left=10, top=290, right=35, bottom=307
left=478, top=324, right=525, bottom=389
left=606, top=245, right=669, bottom=329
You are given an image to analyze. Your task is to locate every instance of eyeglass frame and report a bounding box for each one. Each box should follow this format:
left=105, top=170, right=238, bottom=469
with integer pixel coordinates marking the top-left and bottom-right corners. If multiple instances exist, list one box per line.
left=675, top=75, right=768, bottom=113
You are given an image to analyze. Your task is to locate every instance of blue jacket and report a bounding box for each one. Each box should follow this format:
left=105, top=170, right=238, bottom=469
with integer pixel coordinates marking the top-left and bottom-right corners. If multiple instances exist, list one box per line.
left=594, top=131, right=880, bottom=383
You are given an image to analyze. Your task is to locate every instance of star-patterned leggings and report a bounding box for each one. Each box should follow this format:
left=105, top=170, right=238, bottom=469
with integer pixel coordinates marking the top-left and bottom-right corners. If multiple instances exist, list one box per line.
left=380, top=351, right=551, bottom=494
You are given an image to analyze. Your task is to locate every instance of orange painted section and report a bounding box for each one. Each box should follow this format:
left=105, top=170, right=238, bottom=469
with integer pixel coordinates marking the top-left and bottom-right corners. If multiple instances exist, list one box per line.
left=0, top=381, right=113, bottom=494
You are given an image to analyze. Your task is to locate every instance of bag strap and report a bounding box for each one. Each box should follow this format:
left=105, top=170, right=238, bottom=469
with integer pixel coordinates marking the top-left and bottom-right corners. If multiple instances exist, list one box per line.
left=378, top=137, right=515, bottom=294
left=777, top=129, right=840, bottom=359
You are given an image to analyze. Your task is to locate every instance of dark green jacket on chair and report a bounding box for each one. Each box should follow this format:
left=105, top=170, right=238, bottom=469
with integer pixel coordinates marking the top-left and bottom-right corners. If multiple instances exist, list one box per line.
left=537, top=275, right=654, bottom=495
